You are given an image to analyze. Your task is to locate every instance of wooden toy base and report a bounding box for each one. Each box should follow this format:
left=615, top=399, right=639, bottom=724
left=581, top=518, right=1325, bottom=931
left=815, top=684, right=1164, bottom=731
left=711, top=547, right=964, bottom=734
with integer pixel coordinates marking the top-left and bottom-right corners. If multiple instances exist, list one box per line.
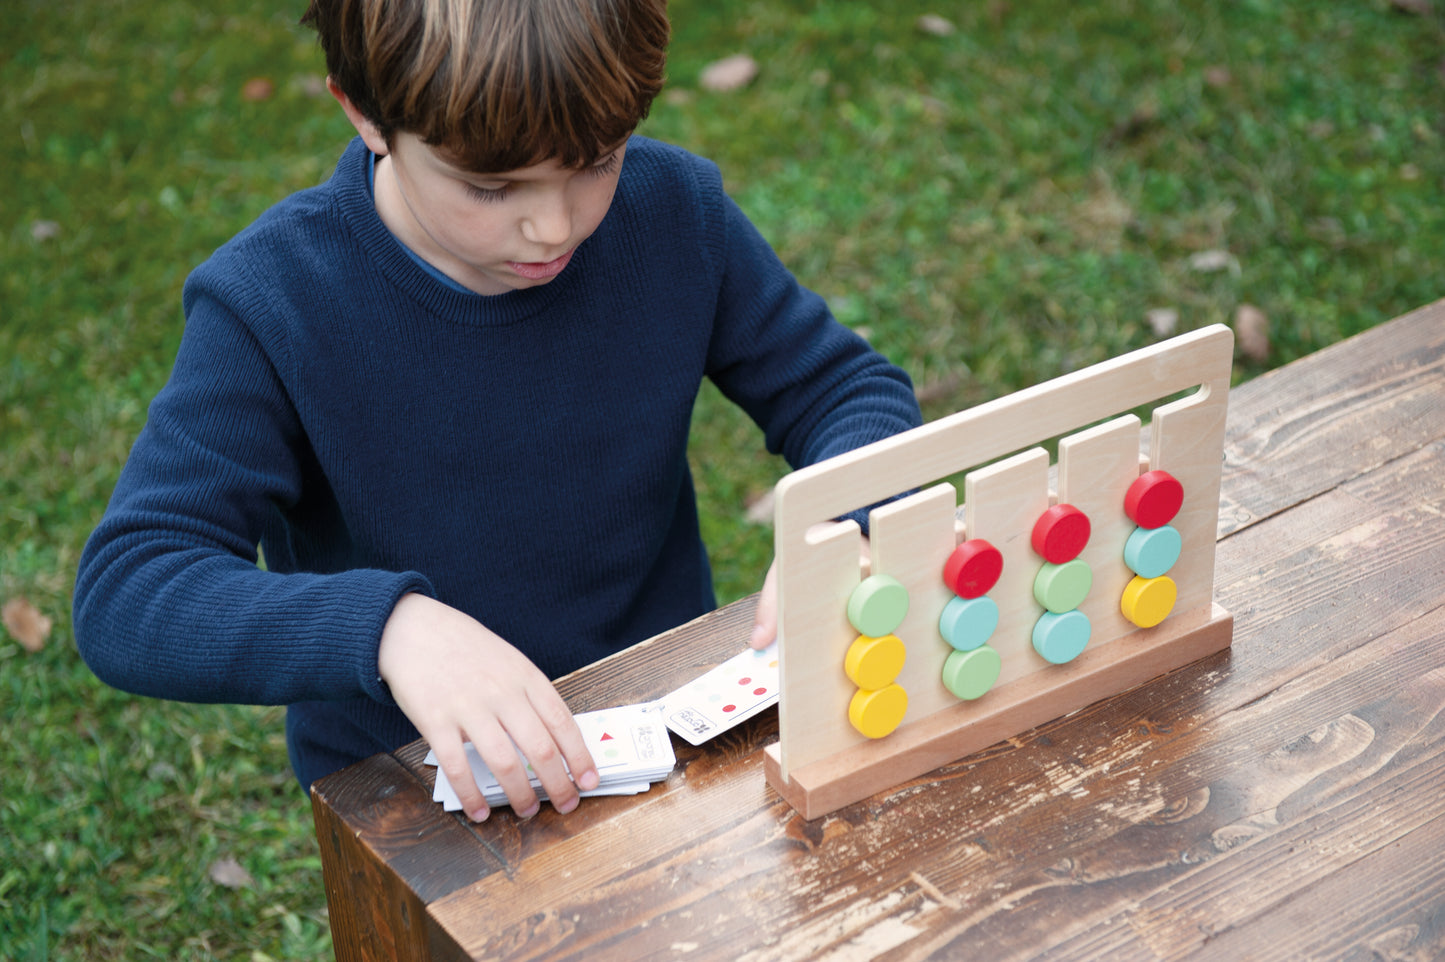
left=764, top=602, right=1233, bottom=820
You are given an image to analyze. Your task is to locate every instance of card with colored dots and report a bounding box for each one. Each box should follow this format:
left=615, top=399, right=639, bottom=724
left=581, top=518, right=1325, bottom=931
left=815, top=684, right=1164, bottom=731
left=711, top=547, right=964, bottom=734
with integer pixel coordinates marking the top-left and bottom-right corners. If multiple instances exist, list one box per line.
left=660, top=641, right=780, bottom=746
left=425, top=701, right=676, bottom=811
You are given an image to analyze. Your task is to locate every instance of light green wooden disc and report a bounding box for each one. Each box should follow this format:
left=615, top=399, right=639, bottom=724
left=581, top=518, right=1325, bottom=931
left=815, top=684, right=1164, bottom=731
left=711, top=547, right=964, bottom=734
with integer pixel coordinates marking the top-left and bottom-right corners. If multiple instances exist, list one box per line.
left=846, top=574, right=910, bottom=638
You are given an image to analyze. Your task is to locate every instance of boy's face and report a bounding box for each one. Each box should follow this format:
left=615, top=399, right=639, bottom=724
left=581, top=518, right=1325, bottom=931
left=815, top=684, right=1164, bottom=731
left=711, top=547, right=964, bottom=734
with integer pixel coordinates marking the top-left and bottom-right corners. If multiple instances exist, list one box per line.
left=370, top=132, right=627, bottom=295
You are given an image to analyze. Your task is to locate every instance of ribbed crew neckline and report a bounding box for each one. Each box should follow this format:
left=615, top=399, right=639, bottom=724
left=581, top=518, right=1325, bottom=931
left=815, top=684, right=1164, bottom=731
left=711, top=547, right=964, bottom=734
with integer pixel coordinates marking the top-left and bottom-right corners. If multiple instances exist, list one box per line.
left=331, top=137, right=572, bottom=328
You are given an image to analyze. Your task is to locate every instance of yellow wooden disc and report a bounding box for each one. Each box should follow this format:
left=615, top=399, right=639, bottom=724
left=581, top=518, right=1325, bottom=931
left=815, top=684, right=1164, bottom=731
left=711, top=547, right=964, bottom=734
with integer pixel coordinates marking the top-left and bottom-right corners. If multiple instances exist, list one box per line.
left=844, top=633, right=906, bottom=690
left=848, top=683, right=908, bottom=739
left=1121, top=574, right=1177, bottom=628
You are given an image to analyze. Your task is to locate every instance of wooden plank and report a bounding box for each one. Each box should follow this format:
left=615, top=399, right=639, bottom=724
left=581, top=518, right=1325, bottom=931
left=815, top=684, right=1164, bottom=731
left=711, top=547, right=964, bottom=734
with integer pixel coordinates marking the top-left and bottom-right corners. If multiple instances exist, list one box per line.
left=1219, top=297, right=1445, bottom=537
left=311, top=752, right=487, bottom=962
left=773, top=518, right=865, bottom=774
left=971, top=606, right=1445, bottom=961
left=869, top=483, right=965, bottom=728
left=964, top=448, right=1053, bottom=690
left=1057, top=414, right=1142, bottom=651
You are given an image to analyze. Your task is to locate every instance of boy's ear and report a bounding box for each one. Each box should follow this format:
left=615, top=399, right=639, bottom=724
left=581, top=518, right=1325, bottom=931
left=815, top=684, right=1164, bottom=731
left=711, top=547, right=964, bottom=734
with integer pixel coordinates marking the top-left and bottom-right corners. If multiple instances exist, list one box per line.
left=326, top=76, right=390, bottom=157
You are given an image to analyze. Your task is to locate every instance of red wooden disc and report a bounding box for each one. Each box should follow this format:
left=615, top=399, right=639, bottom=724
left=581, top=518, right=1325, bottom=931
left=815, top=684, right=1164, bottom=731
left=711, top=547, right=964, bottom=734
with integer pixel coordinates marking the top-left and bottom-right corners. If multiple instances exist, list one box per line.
left=1031, top=503, right=1091, bottom=564
left=1125, top=470, right=1184, bottom=528
left=943, top=539, right=1004, bottom=598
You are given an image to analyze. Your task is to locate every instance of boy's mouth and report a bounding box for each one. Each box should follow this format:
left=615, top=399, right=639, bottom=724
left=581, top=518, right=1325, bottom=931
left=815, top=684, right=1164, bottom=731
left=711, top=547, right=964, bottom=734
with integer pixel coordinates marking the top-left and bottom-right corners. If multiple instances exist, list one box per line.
left=507, top=248, right=573, bottom=280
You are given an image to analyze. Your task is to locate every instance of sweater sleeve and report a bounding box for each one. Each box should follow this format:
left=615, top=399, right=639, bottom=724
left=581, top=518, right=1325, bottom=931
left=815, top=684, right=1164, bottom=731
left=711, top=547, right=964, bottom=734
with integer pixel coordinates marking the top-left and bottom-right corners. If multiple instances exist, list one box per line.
left=72, top=273, right=433, bottom=708
left=704, top=193, right=922, bottom=471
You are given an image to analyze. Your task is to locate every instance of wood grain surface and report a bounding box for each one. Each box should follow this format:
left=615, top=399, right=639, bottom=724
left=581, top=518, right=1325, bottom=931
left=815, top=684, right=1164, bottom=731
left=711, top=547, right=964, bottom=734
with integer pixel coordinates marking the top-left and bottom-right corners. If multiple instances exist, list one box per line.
left=313, top=298, right=1445, bottom=962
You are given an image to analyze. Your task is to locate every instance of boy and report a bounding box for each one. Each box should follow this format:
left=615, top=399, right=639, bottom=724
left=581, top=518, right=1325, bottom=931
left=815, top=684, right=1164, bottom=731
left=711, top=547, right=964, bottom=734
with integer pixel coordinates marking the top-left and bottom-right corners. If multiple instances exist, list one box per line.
left=73, top=0, right=921, bottom=824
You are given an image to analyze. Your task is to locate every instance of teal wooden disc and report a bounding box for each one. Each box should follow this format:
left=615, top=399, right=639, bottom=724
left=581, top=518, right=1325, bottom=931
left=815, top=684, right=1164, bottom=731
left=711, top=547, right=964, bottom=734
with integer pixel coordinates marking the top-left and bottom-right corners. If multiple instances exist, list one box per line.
left=942, top=645, right=1002, bottom=700
left=846, top=574, right=910, bottom=637
left=1032, top=610, right=1091, bottom=664
left=1032, top=558, right=1093, bottom=614
left=1124, top=524, right=1182, bottom=579
left=937, top=595, right=999, bottom=651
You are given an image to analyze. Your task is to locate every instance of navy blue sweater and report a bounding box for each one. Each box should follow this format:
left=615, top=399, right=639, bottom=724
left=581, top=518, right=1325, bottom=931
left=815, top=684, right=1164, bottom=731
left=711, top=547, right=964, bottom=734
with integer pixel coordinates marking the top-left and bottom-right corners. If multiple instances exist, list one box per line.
left=73, top=136, right=922, bottom=787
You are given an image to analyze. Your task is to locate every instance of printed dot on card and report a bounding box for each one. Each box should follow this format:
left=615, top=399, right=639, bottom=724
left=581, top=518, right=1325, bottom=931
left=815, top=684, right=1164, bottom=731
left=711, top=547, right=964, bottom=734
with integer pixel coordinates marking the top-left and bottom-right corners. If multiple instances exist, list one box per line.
left=723, top=704, right=737, bottom=713
left=754, top=687, right=768, bottom=696
left=738, top=676, right=751, bottom=685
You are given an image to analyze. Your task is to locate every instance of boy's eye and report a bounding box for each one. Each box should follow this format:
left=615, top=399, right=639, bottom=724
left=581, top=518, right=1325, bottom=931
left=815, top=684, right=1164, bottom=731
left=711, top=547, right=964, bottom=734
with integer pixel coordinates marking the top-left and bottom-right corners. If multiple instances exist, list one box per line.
left=589, top=152, right=621, bottom=177
left=465, top=182, right=510, bottom=203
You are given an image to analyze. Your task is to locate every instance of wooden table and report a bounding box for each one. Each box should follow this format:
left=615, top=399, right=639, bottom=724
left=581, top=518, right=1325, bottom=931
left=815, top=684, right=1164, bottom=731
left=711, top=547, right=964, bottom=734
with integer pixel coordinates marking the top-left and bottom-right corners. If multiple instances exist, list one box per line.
left=312, top=300, right=1445, bottom=962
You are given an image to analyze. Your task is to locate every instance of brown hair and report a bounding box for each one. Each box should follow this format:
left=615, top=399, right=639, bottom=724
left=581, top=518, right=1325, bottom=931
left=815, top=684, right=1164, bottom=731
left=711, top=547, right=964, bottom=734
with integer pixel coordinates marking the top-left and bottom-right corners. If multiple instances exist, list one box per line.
left=302, top=0, right=669, bottom=172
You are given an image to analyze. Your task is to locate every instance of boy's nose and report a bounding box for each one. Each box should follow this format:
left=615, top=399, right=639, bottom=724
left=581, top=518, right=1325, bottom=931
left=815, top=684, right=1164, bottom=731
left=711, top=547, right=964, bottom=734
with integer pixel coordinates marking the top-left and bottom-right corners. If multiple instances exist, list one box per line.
left=520, top=195, right=571, bottom=248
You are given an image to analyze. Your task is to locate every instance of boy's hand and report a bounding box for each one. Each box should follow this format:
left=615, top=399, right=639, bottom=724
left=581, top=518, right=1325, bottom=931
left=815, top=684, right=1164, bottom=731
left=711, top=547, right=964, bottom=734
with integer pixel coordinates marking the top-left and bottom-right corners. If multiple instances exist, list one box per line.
left=749, top=560, right=780, bottom=650
left=377, top=593, right=599, bottom=822
left=749, top=527, right=872, bottom=650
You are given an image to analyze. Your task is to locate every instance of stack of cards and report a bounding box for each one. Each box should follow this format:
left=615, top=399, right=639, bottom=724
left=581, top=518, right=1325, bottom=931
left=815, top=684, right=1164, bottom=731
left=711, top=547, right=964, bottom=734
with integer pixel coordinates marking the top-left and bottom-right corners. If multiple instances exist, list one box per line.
left=427, top=701, right=676, bottom=812
left=660, top=642, right=779, bottom=746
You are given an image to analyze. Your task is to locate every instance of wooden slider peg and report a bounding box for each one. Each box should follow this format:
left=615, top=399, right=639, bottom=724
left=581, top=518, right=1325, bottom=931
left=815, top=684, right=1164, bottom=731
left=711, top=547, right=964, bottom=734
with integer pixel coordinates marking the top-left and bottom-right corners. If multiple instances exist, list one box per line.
left=1125, top=470, right=1184, bottom=529
left=943, top=539, right=1004, bottom=599
left=1121, top=575, right=1177, bottom=628
left=1031, top=503, right=1091, bottom=564
left=846, top=574, right=910, bottom=638
left=941, top=645, right=1002, bottom=701
left=848, top=683, right=908, bottom=739
left=844, top=633, right=906, bottom=690
left=1124, top=524, right=1182, bottom=579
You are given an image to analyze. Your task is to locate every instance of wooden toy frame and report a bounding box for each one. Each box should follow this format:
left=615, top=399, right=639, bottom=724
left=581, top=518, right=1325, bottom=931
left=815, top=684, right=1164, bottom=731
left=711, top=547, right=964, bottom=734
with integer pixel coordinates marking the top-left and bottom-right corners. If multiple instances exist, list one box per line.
left=763, top=325, right=1236, bottom=819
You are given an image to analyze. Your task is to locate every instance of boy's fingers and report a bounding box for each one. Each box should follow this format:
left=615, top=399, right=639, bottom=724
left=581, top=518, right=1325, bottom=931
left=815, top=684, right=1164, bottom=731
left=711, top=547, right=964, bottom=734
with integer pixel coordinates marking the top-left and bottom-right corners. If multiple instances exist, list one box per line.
left=431, top=737, right=490, bottom=823
left=502, top=693, right=591, bottom=814
left=470, top=724, right=542, bottom=818
left=750, top=561, right=779, bottom=649
left=531, top=689, right=598, bottom=796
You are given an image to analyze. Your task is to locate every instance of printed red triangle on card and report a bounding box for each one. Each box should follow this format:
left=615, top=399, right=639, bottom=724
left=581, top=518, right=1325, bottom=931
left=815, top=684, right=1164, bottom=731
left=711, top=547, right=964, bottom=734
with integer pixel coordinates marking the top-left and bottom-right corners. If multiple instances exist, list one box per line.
left=600, top=732, right=614, bottom=741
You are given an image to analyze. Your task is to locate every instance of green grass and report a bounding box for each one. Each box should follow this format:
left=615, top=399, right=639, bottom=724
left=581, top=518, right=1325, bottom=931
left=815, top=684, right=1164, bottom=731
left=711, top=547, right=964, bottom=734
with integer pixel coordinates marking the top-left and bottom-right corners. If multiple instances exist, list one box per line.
left=3, top=0, right=1442, bottom=957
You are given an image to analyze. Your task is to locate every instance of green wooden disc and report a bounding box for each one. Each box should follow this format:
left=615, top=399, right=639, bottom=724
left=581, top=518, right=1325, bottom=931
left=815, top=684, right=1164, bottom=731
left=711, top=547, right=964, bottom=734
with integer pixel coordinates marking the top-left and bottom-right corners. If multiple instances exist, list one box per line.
left=1032, top=558, right=1093, bottom=614
left=941, top=645, right=1002, bottom=701
left=846, top=574, right=910, bottom=637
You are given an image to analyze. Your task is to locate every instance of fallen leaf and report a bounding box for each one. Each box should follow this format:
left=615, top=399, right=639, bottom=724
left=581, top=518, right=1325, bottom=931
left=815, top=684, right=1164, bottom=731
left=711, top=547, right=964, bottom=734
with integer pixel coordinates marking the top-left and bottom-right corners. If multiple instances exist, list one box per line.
left=2, top=598, right=52, bottom=653
left=914, top=372, right=965, bottom=406
left=1146, top=307, right=1179, bottom=338
left=1389, top=0, right=1432, bottom=15
left=1203, top=65, right=1231, bottom=88
left=30, top=220, right=61, bottom=242
left=916, top=14, right=956, bottom=36
left=208, top=857, right=254, bottom=889
left=1104, top=102, right=1159, bottom=145
left=241, top=77, right=275, bottom=102
left=699, top=54, right=759, bottom=92
left=1234, top=304, right=1271, bottom=363
left=1188, top=249, right=1238, bottom=274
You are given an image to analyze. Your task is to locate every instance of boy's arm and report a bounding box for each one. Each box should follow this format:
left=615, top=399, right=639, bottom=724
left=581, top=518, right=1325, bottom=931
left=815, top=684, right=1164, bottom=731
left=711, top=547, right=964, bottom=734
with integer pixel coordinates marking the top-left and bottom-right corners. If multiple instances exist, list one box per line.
left=704, top=195, right=921, bottom=648
left=704, top=194, right=922, bottom=474
left=73, top=290, right=594, bottom=815
left=73, top=294, right=419, bottom=708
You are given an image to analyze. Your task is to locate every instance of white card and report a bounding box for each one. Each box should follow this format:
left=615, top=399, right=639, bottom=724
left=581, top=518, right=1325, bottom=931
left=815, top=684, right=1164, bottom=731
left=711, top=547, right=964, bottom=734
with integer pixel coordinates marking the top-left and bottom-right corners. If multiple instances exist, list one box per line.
left=661, top=642, right=780, bottom=746
left=425, top=701, right=676, bottom=811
